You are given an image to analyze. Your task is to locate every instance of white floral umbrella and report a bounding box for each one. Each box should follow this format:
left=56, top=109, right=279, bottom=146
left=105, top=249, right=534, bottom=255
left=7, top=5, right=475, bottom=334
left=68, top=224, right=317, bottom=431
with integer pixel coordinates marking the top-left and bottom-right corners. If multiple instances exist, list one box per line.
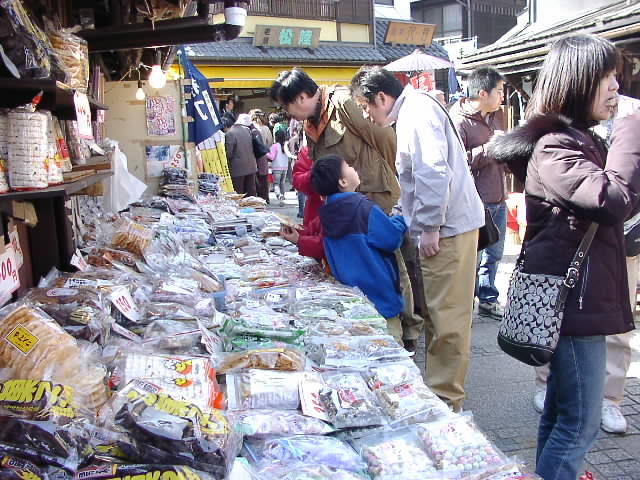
left=385, top=48, right=454, bottom=72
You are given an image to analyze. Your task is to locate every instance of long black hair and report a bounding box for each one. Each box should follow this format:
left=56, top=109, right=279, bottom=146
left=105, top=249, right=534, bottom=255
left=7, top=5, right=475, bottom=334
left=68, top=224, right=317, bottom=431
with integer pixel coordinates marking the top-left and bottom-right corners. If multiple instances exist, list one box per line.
left=275, top=129, right=286, bottom=154
left=526, top=34, right=618, bottom=128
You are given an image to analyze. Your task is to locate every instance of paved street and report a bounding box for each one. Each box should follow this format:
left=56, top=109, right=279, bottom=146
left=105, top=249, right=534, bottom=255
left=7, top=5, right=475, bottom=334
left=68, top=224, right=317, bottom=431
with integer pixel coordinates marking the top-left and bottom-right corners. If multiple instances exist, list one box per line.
left=270, top=192, right=640, bottom=479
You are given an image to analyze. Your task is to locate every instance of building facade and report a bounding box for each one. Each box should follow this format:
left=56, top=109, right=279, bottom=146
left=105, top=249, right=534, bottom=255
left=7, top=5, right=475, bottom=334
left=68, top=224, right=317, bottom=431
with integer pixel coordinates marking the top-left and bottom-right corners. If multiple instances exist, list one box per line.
left=185, top=0, right=450, bottom=112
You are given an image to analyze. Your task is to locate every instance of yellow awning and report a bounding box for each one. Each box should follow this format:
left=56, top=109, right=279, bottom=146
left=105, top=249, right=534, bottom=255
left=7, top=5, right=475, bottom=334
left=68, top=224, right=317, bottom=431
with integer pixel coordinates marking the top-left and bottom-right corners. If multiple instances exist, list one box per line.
left=170, top=65, right=360, bottom=88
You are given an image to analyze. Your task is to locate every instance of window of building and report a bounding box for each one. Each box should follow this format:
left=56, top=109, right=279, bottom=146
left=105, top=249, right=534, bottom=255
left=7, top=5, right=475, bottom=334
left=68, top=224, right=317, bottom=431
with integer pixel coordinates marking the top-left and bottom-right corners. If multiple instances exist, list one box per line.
left=418, top=3, right=463, bottom=38
left=375, top=0, right=394, bottom=5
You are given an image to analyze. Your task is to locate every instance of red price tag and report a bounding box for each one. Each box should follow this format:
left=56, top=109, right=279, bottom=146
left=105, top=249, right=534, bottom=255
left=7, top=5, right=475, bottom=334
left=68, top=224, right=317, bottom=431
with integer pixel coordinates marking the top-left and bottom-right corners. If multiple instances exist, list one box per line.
left=0, top=245, right=20, bottom=297
left=109, top=287, right=142, bottom=322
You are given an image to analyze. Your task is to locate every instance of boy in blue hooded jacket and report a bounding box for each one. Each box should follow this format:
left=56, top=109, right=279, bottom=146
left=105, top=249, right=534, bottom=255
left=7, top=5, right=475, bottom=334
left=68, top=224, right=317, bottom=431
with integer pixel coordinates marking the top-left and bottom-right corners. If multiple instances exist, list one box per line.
left=311, top=154, right=407, bottom=341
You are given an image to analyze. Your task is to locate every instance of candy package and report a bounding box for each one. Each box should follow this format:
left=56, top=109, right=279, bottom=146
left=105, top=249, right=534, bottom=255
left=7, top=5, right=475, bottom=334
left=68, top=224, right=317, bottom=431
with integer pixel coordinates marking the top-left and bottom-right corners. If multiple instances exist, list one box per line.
left=141, top=319, right=206, bottom=355
left=0, top=303, right=109, bottom=412
left=243, top=435, right=367, bottom=474
left=0, top=446, right=48, bottom=480
left=356, top=428, right=439, bottom=480
left=113, top=385, right=240, bottom=477
left=23, top=287, right=111, bottom=344
left=221, top=314, right=303, bottom=343
left=216, top=348, right=305, bottom=374
left=111, top=218, right=154, bottom=256
left=306, top=319, right=386, bottom=337
left=109, top=353, right=223, bottom=411
left=74, top=464, right=218, bottom=480
left=223, top=335, right=299, bottom=352
left=226, top=370, right=301, bottom=411
left=366, top=362, right=451, bottom=425
left=416, top=415, right=509, bottom=476
left=307, top=335, right=411, bottom=368
left=319, top=371, right=386, bottom=429
left=0, top=416, right=89, bottom=472
left=257, top=464, right=367, bottom=480
left=229, top=409, right=333, bottom=437
left=0, top=377, right=77, bottom=423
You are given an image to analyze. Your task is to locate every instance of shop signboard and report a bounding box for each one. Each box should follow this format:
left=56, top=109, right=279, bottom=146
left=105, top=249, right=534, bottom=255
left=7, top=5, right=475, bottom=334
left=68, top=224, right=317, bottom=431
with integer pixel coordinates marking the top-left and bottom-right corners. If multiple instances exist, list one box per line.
left=253, top=26, right=321, bottom=49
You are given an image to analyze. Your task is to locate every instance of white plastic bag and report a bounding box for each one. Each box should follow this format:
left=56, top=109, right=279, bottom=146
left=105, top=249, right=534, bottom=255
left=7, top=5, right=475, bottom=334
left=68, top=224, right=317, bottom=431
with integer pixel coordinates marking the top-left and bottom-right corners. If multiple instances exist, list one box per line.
left=103, top=139, right=146, bottom=212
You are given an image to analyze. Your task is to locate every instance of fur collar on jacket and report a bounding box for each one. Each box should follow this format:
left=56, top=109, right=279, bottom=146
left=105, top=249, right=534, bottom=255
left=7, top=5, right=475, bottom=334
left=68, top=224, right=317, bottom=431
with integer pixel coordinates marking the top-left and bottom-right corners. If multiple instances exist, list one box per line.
left=487, top=113, right=572, bottom=183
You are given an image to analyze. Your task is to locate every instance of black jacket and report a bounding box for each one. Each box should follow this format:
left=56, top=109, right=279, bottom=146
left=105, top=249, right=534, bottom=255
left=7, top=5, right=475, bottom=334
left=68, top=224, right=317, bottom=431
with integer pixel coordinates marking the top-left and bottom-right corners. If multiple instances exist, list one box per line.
left=488, top=113, right=640, bottom=336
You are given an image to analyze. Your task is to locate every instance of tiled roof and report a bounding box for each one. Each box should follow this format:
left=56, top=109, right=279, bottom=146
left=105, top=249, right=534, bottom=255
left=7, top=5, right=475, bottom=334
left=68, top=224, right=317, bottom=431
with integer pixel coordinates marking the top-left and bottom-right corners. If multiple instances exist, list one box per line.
left=185, top=19, right=450, bottom=64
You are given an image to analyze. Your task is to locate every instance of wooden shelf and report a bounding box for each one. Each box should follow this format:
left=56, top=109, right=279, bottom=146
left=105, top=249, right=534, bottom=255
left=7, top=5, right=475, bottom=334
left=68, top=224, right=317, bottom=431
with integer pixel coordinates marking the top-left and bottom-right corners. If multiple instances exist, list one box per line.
left=0, top=78, right=108, bottom=120
left=0, top=171, right=112, bottom=202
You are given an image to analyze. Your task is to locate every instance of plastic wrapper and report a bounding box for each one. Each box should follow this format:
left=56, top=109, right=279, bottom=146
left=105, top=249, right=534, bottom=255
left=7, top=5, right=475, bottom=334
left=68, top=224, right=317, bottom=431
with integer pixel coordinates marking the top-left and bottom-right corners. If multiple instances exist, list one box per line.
left=257, top=464, right=366, bottom=480
left=0, top=303, right=109, bottom=411
left=111, top=218, right=154, bottom=256
left=465, top=462, right=542, bottom=480
left=86, top=247, right=140, bottom=268
left=45, top=111, right=63, bottom=185
left=7, top=110, right=48, bottom=190
left=0, top=376, right=78, bottom=423
left=229, top=410, right=333, bottom=437
left=47, top=28, right=89, bottom=93
left=224, top=335, right=299, bottom=352
left=74, top=464, right=219, bottom=480
left=0, top=0, right=52, bottom=79
left=366, top=362, right=451, bottom=425
left=150, top=278, right=206, bottom=307
left=319, top=371, right=385, bottom=429
left=51, top=116, right=72, bottom=172
left=216, top=348, right=305, bottom=374
left=72, top=422, right=141, bottom=463
left=307, top=335, right=411, bottom=368
left=0, top=417, right=89, bottom=472
left=221, top=313, right=303, bottom=343
left=142, top=319, right=206, bottom=355
left=306, top=319, right=386, bottom=337
left=0, top=446, right=49, bottom=480
left=0, top=112, right=10, bottom=193
left=417, top=415, right=509, bottom=475
left=23, top=288, right=111, bottom=344
left=108, top=353, right=223, bottom=411
left=226, top=370, right=300, bottom=410
left=244, top=436, right=367, bottom=474
left=112, top=383, right=240, bottom=477
left=355, top=428, right=439, bottom=480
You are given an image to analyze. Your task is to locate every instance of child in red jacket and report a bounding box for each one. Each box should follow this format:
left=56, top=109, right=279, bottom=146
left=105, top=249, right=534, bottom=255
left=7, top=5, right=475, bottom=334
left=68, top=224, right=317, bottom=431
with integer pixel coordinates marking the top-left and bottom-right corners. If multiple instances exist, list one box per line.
left=281, top=217, right=324, bottom=262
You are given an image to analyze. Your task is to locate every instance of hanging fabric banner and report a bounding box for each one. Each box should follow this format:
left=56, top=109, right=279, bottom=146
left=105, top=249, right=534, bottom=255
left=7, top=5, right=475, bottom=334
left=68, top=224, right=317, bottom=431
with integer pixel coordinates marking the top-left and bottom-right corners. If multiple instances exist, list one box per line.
left=178, top=47, right=233, bottom=192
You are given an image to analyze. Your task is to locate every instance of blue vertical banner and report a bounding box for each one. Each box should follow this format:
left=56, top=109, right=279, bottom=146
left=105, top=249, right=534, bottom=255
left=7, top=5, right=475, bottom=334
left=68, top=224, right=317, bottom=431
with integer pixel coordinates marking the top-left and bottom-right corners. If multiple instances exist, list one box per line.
left=179, top=47, right=223, bottom=144
left=178, top=47, right=232, bottom=191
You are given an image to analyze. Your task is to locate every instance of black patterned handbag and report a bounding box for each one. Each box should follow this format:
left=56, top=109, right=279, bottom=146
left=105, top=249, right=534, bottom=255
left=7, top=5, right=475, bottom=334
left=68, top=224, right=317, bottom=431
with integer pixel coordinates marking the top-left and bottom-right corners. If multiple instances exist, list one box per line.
left=497, top=223, right=598, bottom=366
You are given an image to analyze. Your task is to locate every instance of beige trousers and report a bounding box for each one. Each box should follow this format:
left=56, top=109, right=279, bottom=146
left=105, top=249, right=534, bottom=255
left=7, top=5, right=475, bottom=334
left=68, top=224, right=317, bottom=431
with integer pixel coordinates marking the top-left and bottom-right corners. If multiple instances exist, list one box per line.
left=396, top=246, right=425, bottom=341
left=535, top=255, right=639, bottom=404
left=420, top=229, right=479, bottom=411
left=385, top=315, right=404, bottom=345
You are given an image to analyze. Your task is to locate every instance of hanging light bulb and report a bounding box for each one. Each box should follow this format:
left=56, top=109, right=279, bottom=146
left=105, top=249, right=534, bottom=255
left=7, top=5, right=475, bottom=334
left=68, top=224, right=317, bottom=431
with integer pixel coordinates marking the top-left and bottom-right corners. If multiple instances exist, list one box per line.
left=148, top=51, right=166, bottom=89
left=135, top=79, right=146, bottom=100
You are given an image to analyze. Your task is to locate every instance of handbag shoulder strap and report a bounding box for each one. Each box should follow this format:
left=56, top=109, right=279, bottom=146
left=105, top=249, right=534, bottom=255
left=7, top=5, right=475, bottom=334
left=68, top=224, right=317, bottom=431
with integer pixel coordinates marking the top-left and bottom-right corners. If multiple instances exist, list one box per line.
left=563, top=223, right=598, bottom=288
left=556, top=222, right=598, bottom=311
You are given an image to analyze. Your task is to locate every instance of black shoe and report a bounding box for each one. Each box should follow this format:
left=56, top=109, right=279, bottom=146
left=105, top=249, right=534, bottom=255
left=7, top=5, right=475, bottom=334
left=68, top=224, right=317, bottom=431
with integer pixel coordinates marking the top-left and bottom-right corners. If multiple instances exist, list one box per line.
left=403, top=339, right=417, bottom=352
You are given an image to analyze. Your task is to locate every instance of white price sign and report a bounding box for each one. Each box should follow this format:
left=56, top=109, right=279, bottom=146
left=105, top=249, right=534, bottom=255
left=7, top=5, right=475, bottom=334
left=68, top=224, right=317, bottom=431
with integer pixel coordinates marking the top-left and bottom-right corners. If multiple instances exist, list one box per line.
left=0, top=244, right=20, bottom=298
left=109, top=287, right=142, bottom=322
left=70, top=249, right=90, bottom=272
left=74, top=91, right=93, bottom=139
left=8, top=226, right=23, bottom=269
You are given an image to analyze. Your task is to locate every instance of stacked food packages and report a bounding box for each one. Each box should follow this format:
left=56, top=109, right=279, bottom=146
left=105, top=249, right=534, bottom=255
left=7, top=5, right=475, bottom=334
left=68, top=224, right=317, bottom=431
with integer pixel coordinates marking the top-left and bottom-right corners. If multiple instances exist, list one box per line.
left=0, top=191, right=541, bottom=480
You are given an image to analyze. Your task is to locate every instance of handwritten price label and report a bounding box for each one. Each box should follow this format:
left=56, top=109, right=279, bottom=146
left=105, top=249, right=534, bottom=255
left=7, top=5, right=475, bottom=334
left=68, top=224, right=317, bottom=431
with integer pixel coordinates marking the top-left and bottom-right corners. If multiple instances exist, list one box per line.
left=74, top=91, right=93, bottom=139
left=70, top=249, right=89, bottom=272
left=109, top=287, right=142, bottom=322
left=5, top=324, right=39, bottom=355
left=8, top=227, right=23, bottom=269
left=0, top=245, right=20, bottom=298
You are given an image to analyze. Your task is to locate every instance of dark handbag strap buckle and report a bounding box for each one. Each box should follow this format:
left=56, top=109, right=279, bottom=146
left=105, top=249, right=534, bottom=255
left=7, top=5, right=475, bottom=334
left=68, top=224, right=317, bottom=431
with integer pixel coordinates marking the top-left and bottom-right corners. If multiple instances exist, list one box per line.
left=563, top=266, right=580, bottom=288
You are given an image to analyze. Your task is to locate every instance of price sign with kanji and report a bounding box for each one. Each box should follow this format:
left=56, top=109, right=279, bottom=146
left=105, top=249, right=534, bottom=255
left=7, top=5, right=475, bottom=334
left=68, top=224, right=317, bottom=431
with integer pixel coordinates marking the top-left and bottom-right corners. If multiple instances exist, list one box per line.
left=5, top=325, right=39, bottom=355
left=254, top=25, right=321, bottom=49
left=74, top=91, right=93, bottom=139
left=109, top=287, right=142, bottom=322
left=0, top=244, right=20, bottom=298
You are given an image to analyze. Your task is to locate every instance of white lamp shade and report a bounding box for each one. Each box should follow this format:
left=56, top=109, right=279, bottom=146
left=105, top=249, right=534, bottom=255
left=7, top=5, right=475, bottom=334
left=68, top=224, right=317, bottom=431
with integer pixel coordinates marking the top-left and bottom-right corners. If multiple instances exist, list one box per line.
left=149, top=64, right=166, bottom=89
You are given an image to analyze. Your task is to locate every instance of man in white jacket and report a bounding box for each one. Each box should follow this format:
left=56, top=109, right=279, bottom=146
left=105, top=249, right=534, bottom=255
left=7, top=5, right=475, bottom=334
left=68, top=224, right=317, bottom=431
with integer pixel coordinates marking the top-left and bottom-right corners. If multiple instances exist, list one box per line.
left=351, top=66, right=485, bottom=411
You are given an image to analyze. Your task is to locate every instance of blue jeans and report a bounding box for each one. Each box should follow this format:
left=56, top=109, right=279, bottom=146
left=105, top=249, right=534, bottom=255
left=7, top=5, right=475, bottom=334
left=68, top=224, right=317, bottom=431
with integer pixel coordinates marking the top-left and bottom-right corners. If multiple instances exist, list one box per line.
left=536, top=335, right=606, bottom=480
left=297, top=191, right=306, bottom=217
left=477, top=201, right=507, bottom=304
